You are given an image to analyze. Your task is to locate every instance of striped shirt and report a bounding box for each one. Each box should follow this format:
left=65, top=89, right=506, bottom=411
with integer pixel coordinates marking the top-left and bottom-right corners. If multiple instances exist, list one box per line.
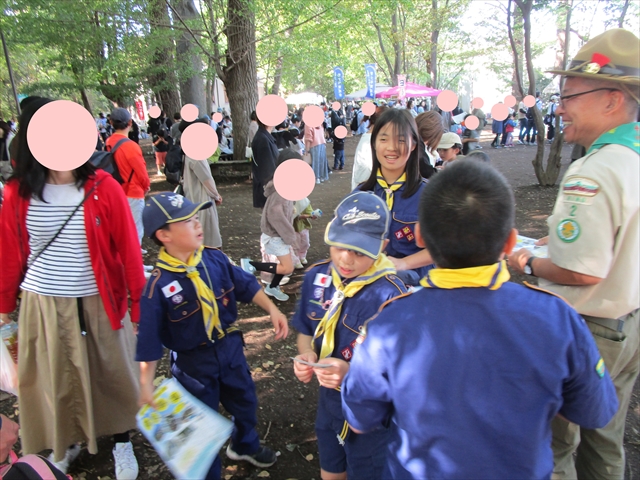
left=21, top=183, right=99, bottom=297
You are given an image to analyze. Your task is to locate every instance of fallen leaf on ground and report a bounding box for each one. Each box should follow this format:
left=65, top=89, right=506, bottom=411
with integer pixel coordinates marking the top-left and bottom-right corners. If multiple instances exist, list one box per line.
left=286, top=443, right=297, bottom=451
left=305, top=454, right=314, bottom=461
left=257, top=471, right=270, bottom=477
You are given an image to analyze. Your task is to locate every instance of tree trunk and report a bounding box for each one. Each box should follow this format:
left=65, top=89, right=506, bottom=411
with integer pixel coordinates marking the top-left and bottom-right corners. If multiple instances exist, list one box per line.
left=429, top=0, right=439, bottom=88
left=270, top=56, right=284, bottom=95
left=175, top=0, right=207, bottom=117
left=147, top=0, right=181, bottom=116
left=224, top=0, right=259, bottom=160
left=507, top=0, right=524, bottom=98
left=618, top=0, right=630, bottom=27
left=80, top=88, right=92, bottom=114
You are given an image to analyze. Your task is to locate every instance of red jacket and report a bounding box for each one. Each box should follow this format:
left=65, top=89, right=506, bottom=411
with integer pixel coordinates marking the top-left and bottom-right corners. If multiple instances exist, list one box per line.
left=0, top=170, right=145, bottom=329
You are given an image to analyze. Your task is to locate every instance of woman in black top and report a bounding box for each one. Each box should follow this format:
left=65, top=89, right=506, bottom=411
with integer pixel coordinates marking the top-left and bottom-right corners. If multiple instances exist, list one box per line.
left=251, top=118, right=279, bottom=208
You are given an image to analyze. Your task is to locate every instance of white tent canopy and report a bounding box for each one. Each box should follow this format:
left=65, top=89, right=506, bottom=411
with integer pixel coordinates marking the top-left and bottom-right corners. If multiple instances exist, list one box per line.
left=345, top=84, right=392, bottom=100
left=285, top=92, right=325, bottom=105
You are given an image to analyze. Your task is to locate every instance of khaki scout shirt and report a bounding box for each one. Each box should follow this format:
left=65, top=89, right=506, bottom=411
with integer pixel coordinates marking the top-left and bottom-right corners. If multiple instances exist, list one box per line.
left=540, top=143, right=640, bottom=319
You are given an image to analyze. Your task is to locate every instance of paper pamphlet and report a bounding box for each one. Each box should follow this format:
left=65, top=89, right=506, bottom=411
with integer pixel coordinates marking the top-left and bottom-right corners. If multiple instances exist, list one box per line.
left=291, top=357, right=332, bottom=368
left=136, top=378, right=233, bottom=480
left=515, top=235, right=548, bottom=258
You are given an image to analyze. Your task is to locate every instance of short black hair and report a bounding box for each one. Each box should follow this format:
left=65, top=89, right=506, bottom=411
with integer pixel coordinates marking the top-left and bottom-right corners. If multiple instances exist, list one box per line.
left=465, top=151, right=490, bottom=163
left=110, top=119, right=129, bottom=131
left=419, top=160, right=514, bottom=268
left=174, top=112, right=181, bottom=120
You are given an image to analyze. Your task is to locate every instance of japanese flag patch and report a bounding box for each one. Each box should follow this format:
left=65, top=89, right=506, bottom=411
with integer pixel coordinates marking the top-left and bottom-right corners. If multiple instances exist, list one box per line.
left=162, top=280, right=183, bottom=298
left=314, top=273, right=331, bottom=288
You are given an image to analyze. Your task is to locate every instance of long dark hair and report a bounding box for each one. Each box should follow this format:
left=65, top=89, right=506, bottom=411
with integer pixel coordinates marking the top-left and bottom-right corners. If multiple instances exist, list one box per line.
left=359, top=108, right=422, bottom=198
left=11, top=97, right=95, bottom=201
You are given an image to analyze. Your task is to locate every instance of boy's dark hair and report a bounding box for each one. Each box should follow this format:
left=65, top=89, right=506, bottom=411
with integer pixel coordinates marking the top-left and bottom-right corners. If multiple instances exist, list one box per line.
left=111, top=119, right=129, bottom=131
left=174, top=112, right=181, bottom=120
left=250, top=111, right=257, bottom=122
left=359, top=108, right=422, bottom=198
left=465, top=151, right=491, bottom=163
left=11, top=97, right=95, bottom=201
left=419, top=160, right=514, bottom=269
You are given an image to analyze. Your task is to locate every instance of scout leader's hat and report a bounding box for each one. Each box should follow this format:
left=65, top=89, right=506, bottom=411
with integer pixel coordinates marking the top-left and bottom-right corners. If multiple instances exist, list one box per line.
left=325, top=192, right=390, bottom=259
left=547, top=29, right=639, bottom=87
left=143, top=193, right=211, bottom=238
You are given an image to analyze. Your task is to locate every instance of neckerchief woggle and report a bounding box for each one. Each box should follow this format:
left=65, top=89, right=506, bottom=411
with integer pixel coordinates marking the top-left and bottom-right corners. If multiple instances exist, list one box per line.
left=313, top=254, right=396, bottom=359
left=376, top=170, right=406, bottom=211
left=588, top=122, right=640, bottom=155
left=420, top=260, right=510, bottom=290
left=157, top=246, right=222, bottom=338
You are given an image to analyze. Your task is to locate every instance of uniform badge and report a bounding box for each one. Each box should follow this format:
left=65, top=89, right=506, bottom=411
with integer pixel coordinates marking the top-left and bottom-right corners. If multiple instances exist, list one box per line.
left=162, top=280, right=183, bottom=298
left=350, top=339, right=357, bottom=349
left=222, top=296, right=230, bottom=307
left=171, top=294, right=184, bottom=304
left=394, top=229, right=405, bottom=240
left=563, top=177, right=599, bottom=206
left=313, top=287, right=324, bottom=299
left=557, top=218, right=580, bottom=243
left=394, top=226, right=414, bottom=241
left=595, top=357, right=605, bottom=378
left=341, top=347, right=352, bottom=360
left=314, top=273, right=331, bottom=287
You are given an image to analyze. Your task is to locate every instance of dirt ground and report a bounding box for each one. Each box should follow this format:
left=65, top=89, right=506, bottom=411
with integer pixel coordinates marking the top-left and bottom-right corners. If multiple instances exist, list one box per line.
left=1, top=128, right=638, bottom=480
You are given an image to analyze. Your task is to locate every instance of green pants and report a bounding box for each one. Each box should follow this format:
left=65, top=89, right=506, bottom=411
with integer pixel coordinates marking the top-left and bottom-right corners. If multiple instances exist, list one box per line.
left=552, top=308, right=639, bottom=480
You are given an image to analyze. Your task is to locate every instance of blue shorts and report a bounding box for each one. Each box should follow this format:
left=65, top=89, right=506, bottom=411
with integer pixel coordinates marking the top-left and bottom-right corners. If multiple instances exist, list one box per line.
left=315, top=391, right=388, bottom=479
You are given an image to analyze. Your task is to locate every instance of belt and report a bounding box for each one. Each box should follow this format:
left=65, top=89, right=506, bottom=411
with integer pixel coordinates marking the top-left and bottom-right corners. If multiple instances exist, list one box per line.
left=582, top=315, right=625, bottom=333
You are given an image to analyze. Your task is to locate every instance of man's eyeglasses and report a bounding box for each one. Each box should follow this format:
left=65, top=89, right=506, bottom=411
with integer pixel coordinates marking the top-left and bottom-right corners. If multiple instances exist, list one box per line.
left=558, top=88, right=619, bottom=107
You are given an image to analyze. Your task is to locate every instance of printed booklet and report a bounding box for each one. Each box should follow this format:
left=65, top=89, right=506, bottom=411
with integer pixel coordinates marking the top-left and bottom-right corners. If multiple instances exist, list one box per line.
left=515, top=235, right=548, bottom=258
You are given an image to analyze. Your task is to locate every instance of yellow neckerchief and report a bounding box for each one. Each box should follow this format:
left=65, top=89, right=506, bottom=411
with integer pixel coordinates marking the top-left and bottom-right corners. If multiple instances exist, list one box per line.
left=313, top=254, right=396, bottom=359
left=376, top=170, right=406, bottom=211
left=157, top=246, right=222, bottom=338
left=420, top=260, right=510, bottom=290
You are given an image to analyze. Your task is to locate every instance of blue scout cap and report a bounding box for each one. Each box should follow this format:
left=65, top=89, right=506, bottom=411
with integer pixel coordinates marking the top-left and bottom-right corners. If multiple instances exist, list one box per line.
left=325, top=192, right=390, bottom=259
left=143, top=193, right=211, bottom=238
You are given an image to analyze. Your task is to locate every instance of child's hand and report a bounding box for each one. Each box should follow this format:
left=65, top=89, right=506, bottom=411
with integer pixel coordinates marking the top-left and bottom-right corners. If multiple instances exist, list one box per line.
left=270, top=308, right=289, bottom=340
left=314, top=358, right=350, bottom=389
left=139, top=382, right=157, bottom=409
left=387, top=256, right=407, bottom=272
left=535, top=236, right=549, bottom=246
left=293, top=351, right=318, bottom=383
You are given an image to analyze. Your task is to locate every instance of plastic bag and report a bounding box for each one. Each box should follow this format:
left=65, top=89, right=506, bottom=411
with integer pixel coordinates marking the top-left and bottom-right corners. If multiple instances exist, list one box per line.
left=0, top=338, right=18, bottom=396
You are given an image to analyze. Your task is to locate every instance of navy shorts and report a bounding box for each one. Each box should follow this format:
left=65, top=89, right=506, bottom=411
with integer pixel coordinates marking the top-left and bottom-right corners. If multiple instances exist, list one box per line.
left=315, top=390, right=388, bottom=479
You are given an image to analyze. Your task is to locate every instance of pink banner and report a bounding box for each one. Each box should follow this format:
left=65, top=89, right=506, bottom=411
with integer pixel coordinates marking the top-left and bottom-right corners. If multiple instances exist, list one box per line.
left=135, top=100, right=144, bottom=121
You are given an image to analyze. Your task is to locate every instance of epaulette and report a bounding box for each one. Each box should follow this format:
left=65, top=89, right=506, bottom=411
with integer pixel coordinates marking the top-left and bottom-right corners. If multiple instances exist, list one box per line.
left=382, top=273, right=408, bottom=295
left=144, top=268, right=163, bottom=299
left=523, top=281, right=571, bottom=306
left=305, top=258, right=331, bottom=273
left=355, top=289, right=414, bottom=346
left=203, top=246, right=222, bottom=251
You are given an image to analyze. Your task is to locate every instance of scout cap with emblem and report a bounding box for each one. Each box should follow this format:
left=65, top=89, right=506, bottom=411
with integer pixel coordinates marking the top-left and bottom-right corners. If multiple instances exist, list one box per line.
left=143, top=193, right=212, bottom=238
left=325, top=192, right=390, bottom=259
left=547, top=28, right=640, bottom=101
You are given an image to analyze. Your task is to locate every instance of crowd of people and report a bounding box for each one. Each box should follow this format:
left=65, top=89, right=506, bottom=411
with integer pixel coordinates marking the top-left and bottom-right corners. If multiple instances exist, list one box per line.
left=0, top=28, right=638, bottom=480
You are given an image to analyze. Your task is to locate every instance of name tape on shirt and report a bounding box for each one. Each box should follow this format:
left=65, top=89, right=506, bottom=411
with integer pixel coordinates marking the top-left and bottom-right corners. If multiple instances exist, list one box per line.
left=162, top=280, right=183, bottom=298
left=314, top=273, right=331, bottom=287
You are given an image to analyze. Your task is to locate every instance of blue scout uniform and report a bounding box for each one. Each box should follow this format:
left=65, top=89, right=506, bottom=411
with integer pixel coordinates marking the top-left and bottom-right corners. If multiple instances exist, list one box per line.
left=341, top=265, right=618, bottom=479
left=292, top=260, right=407, bottom=479
left=136, top=247, right=263, bottom=480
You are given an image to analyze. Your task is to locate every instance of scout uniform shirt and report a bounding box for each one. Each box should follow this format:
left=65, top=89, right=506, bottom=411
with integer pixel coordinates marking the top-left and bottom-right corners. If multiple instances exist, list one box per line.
left=540, top=123, right=640, bottom=319
left=341, top=264, right=618, bottom=479
left=136, top=247, right=262, bottom=361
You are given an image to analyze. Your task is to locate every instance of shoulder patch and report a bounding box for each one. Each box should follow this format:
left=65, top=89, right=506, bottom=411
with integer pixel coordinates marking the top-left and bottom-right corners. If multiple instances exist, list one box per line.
left=383, top=274, right=409, bottom=294
left=557, top=218, right=581, bottom=243
left=523, top=281, right=571, bottom=306
left=306, top=259, right=331, bottom=272
left=563, top=176, right=599, bottom=197
left=595, top=357, right=605, bottom=378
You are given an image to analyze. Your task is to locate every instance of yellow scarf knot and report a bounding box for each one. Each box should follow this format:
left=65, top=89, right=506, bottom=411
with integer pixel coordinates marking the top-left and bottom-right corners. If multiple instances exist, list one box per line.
left=419, top=260, right=510, bottom=290
left=376, top=169, right=406, bottom=211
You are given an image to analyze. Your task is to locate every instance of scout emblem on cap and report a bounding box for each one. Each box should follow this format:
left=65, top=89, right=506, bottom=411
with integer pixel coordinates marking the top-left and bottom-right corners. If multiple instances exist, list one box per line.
left=557, top=219, right=580, bottom=243
left=170, top=195, right=185, bottom=208
left=342, top=206, right=381, bottom=225
left=583, top=53, right=610, bottom=74
left=162, top=280, right=183, bottom=298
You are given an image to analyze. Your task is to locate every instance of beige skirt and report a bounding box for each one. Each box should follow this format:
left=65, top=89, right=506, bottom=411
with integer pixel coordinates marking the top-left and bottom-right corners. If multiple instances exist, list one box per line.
left=17, top=291, right=140, bottom=461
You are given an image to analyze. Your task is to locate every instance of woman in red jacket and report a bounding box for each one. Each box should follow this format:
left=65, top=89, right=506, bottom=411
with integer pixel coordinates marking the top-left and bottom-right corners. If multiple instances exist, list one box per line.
left=0, top=98, right=145, bottom=480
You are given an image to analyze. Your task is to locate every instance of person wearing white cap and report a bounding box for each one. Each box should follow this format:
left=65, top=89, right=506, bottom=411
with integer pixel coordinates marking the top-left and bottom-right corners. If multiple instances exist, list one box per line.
left=436, top=132, right=463, bottom=168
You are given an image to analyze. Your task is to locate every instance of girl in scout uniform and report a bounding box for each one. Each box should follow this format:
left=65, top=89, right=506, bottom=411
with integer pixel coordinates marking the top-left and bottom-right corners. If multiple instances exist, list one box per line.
left=292, top=192, right=407, bottom=480
left=355, top=108, right=433, bottom=285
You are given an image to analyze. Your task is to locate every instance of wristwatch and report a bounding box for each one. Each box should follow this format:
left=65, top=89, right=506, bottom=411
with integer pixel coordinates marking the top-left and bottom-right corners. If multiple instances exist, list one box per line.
left=524, top=256, right=536, bottom=276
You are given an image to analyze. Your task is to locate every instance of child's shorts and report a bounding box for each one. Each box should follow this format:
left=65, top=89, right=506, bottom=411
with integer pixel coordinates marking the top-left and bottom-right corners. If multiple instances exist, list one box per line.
left=260, top=233, right=291, bottom=257
left=315, top=392, right=388, bottom=479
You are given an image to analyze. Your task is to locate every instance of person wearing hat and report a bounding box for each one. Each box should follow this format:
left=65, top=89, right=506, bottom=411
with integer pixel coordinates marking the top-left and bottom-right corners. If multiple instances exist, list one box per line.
left=292, top=191, right=408, bottom=480
left=342, top=160, right=617, bottom=480
left=508, top=28, right=640, bottom=479
left=436, top=132, right=463, bottom=167
left=105, top=107, right=151, bottom=249
left=136, top=193, right=289, bottom=479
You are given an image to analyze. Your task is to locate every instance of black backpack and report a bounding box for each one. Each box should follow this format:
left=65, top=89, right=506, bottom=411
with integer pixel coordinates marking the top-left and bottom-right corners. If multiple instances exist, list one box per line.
left=526, top=107, right=535, bottom=120
left=164, top=143, right=184, bottom=186
left=350, top=114, right=359, bottom=131
left=89, top=137, right=133, bottom=184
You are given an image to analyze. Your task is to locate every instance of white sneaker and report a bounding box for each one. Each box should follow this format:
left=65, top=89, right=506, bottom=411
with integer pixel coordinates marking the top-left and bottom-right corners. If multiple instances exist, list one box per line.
left=261, top=275, right=290, bottom=286
left=143, top=265, right=154, bottom=272
left=294, top=262, right=304, bottom=270
left=48, top=444, right=82, bottom=474
left=240, top=258, right=256, bottom=274
left=113, top=442, right=139, bottom=480
left=264, top=286, right=289, bottom=301
left=141, top=249, right=148, bottom=255
left=301, top=258, right=308, bottom=265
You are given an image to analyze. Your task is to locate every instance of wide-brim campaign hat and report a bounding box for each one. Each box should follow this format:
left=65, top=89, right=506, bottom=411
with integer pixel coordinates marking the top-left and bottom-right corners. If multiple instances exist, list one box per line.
left=143, top=193, right=212, bottom=238
left=325, top=192, right=390, bottom=259
left=547, top=29, right=639, bottom=86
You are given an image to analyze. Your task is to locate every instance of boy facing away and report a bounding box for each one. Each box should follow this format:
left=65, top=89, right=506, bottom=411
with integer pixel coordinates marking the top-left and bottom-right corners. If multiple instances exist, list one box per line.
left=341, top=160, right=618, bottom=479
left=136, top=193, right=288, bottom=480
left=292, top=192, right=408, bottom=480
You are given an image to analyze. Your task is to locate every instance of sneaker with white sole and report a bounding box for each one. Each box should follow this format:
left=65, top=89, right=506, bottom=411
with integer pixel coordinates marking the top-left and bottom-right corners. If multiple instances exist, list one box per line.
left=226, top=444, right=277, bottom=468
left=48, top=444, right=82, bottom=474
left=301, top=258, right=308, bottom=265
left=264, top=285, right=289, bottom=301
left=143, top=265, right=154, bottom=272
left=294, top=262, right=304, bottom=270
left=261, top=275, right=290, bottom=286
left=113, top=442, right=139, bottom=480
left=240, top=258, right=256, bottom=274
left=140, top=249, right=148, bottom=255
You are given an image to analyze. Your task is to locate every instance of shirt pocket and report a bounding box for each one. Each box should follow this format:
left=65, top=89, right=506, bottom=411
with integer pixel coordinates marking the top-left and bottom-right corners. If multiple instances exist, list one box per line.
left=341, top=312, right=368, bottom=335
left=167, top=297, right=201, bottom=322
left=391, top=211, right=418, bottom=246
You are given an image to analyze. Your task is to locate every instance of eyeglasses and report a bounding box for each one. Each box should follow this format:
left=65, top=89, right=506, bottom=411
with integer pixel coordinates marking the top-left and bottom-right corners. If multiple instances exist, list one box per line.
left=558, top=88, right=619, bottom=107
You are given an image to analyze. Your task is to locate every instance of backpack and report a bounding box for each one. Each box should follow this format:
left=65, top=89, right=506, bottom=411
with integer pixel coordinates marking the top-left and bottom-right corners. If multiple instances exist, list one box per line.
left=526, top=107, right=535, bottom=120
left=350, top=114, right=359, bottom=132
left=89, top=138, right=133, bottom=184
left=0, top=452, right=70, bottom=480
left=164, top=143, right=184, bottom=186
